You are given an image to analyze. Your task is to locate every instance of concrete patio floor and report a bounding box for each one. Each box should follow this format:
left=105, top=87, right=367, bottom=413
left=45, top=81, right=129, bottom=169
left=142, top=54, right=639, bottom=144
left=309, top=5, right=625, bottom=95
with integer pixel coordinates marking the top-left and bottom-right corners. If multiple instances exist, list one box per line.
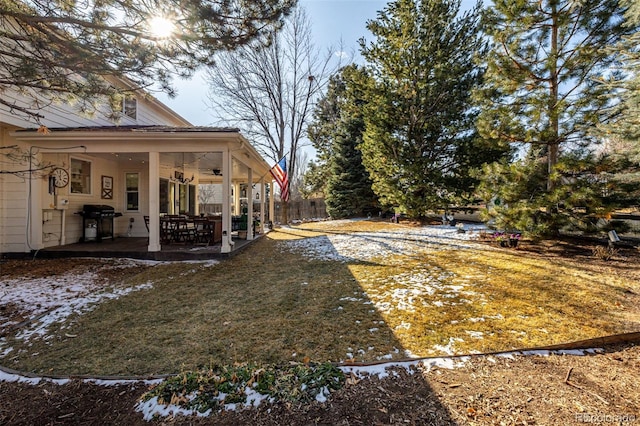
left=29, top=236, right=257, bottom=261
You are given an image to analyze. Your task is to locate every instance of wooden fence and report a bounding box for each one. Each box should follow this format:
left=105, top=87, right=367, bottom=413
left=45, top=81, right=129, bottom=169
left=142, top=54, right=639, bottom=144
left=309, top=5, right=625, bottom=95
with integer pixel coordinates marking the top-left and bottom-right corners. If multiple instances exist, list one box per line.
left=200, top=198, right=328, bottom=224
left=274, top=198, right=328, bottom=223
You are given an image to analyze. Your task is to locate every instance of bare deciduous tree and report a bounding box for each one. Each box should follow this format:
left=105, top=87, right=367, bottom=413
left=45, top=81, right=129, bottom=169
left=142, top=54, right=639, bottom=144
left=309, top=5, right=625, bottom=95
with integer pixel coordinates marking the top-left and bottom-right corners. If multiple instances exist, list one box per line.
left=288, top=149, right=308, bottom=201
left=198, top=184, right=217, bottom=214
left=205, top=6, right=342, bottom=222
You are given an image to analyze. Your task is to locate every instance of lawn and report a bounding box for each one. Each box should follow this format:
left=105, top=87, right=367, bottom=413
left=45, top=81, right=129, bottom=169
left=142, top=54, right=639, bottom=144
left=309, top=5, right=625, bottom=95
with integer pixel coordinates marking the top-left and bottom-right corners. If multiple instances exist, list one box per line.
left=1, top=219, right=638, bottom=376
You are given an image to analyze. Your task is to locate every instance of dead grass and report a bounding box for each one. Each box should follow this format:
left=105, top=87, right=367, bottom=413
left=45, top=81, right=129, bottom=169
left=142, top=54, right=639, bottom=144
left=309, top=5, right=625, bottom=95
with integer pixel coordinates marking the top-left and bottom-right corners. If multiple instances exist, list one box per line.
left=3, top=220, right=639, bottom=376
left=349, top=248, right=636, bottom=356
left=3, top=238, right=402, bottom=376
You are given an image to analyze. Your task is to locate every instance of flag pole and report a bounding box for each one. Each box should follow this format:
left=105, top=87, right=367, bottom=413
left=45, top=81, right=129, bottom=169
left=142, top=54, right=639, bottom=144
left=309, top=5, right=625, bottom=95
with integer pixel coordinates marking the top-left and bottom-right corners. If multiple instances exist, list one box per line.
left=257, top=152, right=289, bottom=182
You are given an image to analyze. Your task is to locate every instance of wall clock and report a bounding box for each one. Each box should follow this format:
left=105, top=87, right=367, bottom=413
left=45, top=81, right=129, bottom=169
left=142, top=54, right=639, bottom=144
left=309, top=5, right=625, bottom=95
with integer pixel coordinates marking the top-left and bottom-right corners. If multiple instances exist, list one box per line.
left=52, top=167, right=69, bottom=188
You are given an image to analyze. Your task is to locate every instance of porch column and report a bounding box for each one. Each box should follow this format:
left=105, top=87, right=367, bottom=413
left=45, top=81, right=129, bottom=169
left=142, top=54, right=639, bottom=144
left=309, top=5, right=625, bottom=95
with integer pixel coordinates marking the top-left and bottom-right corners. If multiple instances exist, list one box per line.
left=247, top=167, right=254, bottom=240
left=148, top=151, right=161, bottom=252
left=259, top=177, right=266, bottom=233
left=221, top=148, right=232, bottom=253
left=269, top=182, right=275, bottom=226
left=233, top=182, right=240, bottom=215
left=28, top=176, right=44, bottom=250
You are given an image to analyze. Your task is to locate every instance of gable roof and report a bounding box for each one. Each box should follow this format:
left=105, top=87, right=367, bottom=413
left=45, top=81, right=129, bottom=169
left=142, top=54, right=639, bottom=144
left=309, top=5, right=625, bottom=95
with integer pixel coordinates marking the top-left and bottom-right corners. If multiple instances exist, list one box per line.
left=15, top=125, right=239, bottom=133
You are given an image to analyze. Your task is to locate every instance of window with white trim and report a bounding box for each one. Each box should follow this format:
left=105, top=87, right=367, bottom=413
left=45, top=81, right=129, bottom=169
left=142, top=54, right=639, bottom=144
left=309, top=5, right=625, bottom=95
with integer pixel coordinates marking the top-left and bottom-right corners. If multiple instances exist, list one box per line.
left=70, top=158, right=91, bottom=194
left=123, top=96, right=137, bottom=120
left=125, top=173, right=140, bottom=211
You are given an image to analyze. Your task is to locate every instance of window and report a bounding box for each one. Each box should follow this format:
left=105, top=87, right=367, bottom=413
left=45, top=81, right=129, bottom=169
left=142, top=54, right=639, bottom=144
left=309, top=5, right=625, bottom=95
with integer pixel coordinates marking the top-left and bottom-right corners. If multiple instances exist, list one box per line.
left=123, top=96, right=137, bottom=120
left=125, top=173, right=139, bottom=211
left=159, top=178, right=169, bottom=214
left=188, top=184, right=196, bottom=215
left=179, top=184, right=187, bottom=214
left=70, top=158, right=91, bottom=194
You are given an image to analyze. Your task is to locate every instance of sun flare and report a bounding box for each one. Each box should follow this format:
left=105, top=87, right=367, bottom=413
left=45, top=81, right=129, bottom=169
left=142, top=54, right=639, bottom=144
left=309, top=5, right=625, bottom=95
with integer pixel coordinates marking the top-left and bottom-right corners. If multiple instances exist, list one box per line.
left=149, top=16, right=175, bottom=39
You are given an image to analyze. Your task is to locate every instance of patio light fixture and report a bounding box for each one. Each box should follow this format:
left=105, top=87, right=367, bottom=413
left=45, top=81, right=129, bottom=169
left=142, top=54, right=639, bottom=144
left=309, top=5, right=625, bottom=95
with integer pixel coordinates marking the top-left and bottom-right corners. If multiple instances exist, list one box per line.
left=170, top=153, right=195, bottom=184
left=172, top=170, right=194, bottom=184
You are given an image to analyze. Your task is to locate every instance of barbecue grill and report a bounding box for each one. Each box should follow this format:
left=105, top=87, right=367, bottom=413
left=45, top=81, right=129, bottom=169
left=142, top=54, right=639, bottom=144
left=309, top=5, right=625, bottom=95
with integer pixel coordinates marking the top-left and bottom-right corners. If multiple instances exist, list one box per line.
left=76, top=204, right=123, bottom=242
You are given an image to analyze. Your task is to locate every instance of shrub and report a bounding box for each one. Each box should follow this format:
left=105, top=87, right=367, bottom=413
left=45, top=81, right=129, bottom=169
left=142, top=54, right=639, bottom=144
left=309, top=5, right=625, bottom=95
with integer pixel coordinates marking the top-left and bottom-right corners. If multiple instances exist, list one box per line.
left=592, top=246, right=618, bottom=261
left=142, top=362, right=346, bottom=414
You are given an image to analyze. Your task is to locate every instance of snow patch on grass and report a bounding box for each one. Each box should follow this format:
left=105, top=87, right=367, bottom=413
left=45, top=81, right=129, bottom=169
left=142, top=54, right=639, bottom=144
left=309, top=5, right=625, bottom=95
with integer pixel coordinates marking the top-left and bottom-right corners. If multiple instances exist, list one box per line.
left=432, top=337, right=466, bottom=356
left=14, top=282, right=153, bottom=344
left=0, top=258, right=164, bottom=357
left=280, top=225, right=487, bottom=263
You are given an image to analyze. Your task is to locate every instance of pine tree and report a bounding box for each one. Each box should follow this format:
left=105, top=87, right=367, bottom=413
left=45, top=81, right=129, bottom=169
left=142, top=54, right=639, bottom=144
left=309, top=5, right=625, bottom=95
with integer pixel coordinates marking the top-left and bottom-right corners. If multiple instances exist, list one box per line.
left=602, top=0, right=640, bottom=150
left=357, top=0, right=503, bottom=218
left=306, top=65, right=378, bottom=218
left=477, top=0, right=633, bottom=187
left=596, top=0, right=640, bottom=214
left=0, top=0, right=294, bottom=123
left=475, top=0, right=637, bottom=235
left=474, top=151, right=612, bottom=237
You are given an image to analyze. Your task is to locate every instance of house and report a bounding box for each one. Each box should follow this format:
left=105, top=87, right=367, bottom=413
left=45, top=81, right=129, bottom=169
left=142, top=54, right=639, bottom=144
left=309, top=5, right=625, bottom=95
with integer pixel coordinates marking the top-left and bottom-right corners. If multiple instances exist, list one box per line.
left=1, top=80, right=274, bottom=257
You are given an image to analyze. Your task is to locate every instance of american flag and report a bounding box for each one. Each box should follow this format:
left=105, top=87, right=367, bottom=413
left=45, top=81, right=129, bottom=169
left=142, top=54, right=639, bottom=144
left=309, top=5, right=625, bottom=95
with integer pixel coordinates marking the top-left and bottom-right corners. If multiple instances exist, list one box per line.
left=270, top=156, right=289, bottom=202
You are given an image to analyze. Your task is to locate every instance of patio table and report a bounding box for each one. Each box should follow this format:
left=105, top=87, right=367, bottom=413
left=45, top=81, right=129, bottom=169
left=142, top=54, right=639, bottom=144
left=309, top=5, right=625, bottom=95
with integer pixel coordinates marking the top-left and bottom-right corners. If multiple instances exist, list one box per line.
left=160, top=215, right=196, bottom=244
left=160, top=216, right=222, bottom=245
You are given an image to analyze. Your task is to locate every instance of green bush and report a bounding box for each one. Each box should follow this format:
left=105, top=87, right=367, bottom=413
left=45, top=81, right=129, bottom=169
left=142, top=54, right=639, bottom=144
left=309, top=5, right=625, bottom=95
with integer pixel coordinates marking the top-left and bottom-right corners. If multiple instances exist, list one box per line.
left=475, top=154, right=620, bottom=238
left=142, top=362, right=346, bottom=414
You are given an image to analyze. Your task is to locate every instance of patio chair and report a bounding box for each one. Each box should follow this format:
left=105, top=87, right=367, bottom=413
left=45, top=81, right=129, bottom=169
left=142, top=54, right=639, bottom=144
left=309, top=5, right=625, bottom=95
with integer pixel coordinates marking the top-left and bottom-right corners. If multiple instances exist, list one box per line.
left=192, top=217, right=214, bottom=245
left=160, top=216, right=177, bottom=244
left=144, top=216, right=150, bottom=241
left=173, top=216, right=195, bottom=244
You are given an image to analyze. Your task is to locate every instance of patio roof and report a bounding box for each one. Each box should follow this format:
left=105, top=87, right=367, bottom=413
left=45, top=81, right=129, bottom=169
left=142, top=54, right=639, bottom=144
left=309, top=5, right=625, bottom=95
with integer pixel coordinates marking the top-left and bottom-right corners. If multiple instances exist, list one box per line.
left=11, top=125, right=272, bottom=182
left=12, top=124, right=274, bottom=255
left=15, top=125, right=241, bottom=133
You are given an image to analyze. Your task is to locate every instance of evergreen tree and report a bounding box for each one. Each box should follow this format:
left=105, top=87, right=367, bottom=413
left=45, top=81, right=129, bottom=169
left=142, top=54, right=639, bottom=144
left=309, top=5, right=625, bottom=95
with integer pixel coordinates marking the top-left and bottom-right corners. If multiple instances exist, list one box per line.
left=300, top=160, right=327, bottom=199
left=474, top=151, right=615, bottom=237
left=326, top=131, right=378, bottom=218
left=602, top=0, right=640, bottom=151
left=0, top=0, right=294, bottom=123
left=306, top=65, right=378, bottom=218
left=474, top=0, right=636, bottom=235
left=306, top=67, right=344, bottom=196
left=593, top=0, right=640, bottom=216
left=357, top=0, right=503, bottom=218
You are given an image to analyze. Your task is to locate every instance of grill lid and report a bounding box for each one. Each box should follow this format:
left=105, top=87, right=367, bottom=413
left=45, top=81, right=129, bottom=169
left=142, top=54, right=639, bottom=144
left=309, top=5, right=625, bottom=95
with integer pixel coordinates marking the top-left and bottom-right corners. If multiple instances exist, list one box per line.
left=82, top=204, right=115, bottom=212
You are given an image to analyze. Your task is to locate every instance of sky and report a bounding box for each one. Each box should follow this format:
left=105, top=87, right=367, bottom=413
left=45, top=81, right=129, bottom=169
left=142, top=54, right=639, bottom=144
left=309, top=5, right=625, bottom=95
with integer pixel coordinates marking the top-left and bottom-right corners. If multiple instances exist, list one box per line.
left=157, top=0, right=478, bottom=127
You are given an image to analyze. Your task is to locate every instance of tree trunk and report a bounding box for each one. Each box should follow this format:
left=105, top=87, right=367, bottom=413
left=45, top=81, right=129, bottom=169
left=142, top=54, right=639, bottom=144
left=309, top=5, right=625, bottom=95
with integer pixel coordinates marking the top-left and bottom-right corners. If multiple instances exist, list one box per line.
left=547, top=141, right=559, bottom=191
left=547, top=2, right=560, bottom=192
left=282, top=201, right=289, bottom=225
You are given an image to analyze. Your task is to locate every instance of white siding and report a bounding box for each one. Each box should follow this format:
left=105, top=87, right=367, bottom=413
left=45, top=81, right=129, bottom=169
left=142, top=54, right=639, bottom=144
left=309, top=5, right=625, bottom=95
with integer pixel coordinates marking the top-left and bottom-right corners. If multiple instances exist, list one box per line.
left=0, top=130, right=31, bottom=253
left=1, top=87, right=116, bottom=129
left=1, top=71, right=193, bottom=252
left=62, top=154, right=154, bottom=241
left=1, top=86, right=189, bottom=130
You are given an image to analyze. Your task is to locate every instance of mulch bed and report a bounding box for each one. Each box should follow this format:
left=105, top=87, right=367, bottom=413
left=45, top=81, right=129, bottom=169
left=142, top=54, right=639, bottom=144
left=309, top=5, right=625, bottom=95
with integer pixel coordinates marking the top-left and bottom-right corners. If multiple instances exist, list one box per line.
left=0, top=342, right=638, bottom=425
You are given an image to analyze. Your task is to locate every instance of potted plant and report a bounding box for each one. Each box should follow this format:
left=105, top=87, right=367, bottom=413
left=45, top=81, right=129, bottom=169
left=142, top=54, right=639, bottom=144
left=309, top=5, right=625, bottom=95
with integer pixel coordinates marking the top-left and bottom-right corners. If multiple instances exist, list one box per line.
left=492, top=231, right=521, bottom=248
left=493, top=231, right=509, bottom=247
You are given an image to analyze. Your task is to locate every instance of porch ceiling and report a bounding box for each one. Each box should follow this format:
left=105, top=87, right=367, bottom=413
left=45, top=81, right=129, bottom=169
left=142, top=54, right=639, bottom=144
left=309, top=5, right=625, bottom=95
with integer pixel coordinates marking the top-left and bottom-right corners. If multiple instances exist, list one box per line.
left=87, top=152, right=263, bottom=184
left=13, top=126, right=272, bottom=183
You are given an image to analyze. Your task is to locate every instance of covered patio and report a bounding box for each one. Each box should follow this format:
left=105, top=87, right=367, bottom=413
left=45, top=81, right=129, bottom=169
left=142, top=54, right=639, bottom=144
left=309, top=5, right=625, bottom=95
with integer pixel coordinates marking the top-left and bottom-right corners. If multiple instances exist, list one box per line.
left=14, top=126, right=275, bottom=256
left=35, top=236, right=258, bottom=261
